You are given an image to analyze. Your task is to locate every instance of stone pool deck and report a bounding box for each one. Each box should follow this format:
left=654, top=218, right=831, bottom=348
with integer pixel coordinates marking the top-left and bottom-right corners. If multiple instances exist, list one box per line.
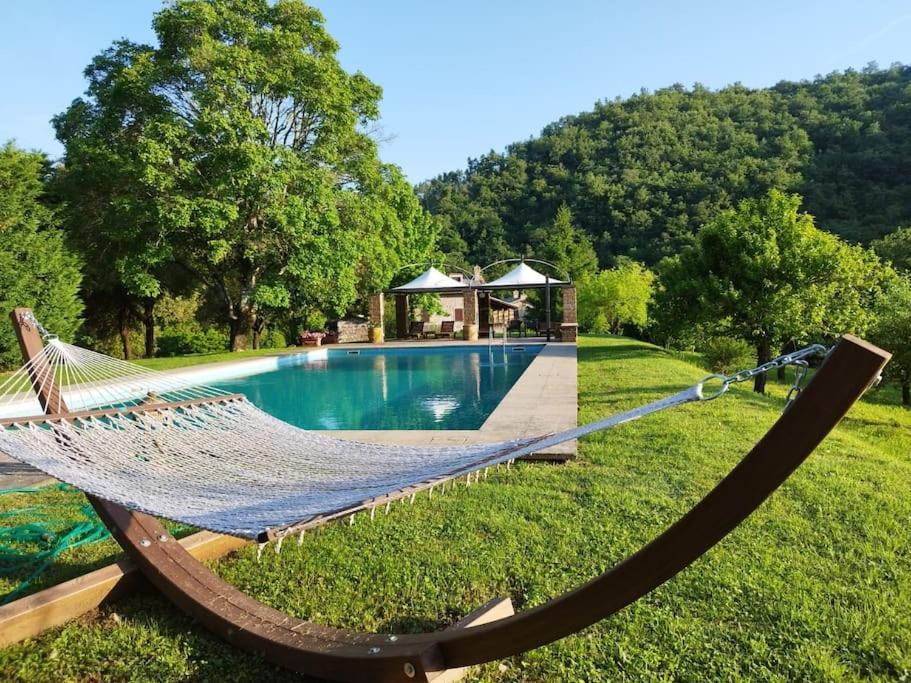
left=0, top=338, right=578, bottom=488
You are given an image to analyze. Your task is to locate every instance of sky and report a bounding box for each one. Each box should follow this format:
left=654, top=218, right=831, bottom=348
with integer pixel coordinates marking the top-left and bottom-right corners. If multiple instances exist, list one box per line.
left=1, top=1, right=909, bottom=183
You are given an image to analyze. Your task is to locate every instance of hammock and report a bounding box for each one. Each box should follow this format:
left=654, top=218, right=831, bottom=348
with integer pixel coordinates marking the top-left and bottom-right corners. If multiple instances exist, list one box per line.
left=0, top=309, right=891, bottom=682
left=0, top=318, right=824, bottom=541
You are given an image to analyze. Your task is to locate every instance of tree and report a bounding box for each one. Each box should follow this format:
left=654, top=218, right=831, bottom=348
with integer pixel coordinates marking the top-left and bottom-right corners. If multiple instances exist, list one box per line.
left=530, top=204, right=598, bottom=279
left=872, top=227, right=911, bottom=273
left=55, top=0, right=436, bottom=352
left=653, top=190, right=886, bottom=393
left=0, top=143, right=83, bottom=369
left=577, top=261, right=654, bottom=334
left=868, top=275, right=911, bottom=405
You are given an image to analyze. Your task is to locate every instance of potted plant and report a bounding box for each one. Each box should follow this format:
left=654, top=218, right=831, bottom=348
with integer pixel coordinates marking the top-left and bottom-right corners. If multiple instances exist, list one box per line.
left=297, top=331, right=326, bottom=347
left=369, top=322, right=384, bottom=344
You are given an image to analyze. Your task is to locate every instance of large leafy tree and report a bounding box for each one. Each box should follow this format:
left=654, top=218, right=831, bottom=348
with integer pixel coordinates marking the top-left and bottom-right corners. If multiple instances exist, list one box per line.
left=55, top=0, right=436, bottom=351
left=868, top=274, right=911, bottom=406
left=577, top=260, right=655, bottom=334
left=0, top=143, right=83, bottom=369
left=653, top=190, right=886, bottom=393
left=872, top=227, right=911, bottom=273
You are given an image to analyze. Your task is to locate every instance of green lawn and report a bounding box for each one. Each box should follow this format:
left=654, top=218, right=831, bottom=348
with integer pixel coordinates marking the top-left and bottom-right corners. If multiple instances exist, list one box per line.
left=1, top=335, right=909, bottom=681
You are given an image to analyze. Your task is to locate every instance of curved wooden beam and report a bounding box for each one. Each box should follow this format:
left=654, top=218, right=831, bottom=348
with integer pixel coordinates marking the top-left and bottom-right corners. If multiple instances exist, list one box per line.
left=10, top=310, right=890, bottom=683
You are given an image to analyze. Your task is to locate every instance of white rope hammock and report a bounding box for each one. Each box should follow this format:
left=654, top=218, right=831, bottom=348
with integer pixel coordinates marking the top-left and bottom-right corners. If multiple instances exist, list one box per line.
left=0, top=332, right=827, bottom=540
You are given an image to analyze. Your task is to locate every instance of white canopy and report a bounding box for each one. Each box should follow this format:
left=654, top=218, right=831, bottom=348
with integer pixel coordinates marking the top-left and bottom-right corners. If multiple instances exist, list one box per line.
left=482, top=262, right=567, bottom=289
left=390, top=266, right=467, bottom=293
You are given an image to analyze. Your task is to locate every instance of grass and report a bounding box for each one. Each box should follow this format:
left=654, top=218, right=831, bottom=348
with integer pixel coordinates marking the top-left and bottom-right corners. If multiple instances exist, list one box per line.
left=0, top=346, right=304, bottom=383
left=1, top=335, right=909, bottom=681
left=132, top=346, right=305, bottom=372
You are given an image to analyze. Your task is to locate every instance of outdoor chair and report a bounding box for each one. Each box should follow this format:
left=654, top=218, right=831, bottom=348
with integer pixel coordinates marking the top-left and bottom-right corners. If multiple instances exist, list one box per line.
left=439, top=320, right=456, bottom=338
left=408, top=320, right=425, bottom=339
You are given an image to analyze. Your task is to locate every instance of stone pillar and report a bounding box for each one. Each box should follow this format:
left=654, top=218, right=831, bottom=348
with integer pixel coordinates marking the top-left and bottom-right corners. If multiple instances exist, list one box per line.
left=395, top=294, right=409, bottom=339
left=563, top=287, right=577, bottom=324
left=368, top=293, right=384, bottom=343
left=462, top=289, right=479, bottom=341
left=560, top=287, right=578, bottom=342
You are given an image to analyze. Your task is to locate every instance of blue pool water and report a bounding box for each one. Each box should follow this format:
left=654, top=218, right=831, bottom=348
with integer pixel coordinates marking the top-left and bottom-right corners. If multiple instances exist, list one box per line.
left=210, top=345, right=543, bottom=430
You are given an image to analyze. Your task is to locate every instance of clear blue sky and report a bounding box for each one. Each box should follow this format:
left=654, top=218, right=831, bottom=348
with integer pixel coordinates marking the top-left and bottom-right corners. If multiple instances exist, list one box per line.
left=1, top=1, right=909, bottom=183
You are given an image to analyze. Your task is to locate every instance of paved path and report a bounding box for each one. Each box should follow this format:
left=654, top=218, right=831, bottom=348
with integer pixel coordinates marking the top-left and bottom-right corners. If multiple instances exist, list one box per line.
left=0, top=453, right=54, bottom=489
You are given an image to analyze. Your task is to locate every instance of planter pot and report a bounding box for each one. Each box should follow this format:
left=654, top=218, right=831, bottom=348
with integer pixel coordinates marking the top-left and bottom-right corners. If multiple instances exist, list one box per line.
left=369, top=327, right=384, bottom=344
left=463, top=323, right=478, bottom=341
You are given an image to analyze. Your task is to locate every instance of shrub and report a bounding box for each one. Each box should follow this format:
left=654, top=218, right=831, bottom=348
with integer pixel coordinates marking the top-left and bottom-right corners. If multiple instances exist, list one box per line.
left=156, top=325, right=228, bottom=357
left=702, top=337, right=753, bottom=374
left=259, top=328, right=287, bottom=349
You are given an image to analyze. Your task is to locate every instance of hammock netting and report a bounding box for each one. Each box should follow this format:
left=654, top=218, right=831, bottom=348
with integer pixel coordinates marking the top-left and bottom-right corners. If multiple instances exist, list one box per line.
left=0, top=335, right=822, bottom=540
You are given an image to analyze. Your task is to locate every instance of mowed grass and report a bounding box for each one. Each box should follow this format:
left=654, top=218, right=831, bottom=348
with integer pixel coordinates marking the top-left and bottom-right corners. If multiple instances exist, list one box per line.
left=1, top=335, right=909, bottom=681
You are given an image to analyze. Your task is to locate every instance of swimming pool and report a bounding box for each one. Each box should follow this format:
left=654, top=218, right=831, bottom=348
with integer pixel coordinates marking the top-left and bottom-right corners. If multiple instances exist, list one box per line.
left=210, top=345, right=543, bottom=430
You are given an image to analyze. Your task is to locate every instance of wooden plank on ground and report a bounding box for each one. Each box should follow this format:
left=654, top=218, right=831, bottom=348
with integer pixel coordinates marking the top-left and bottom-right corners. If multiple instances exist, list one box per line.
left=429, top=597, right=515, bottom=682
left=0, top=531, right=248, bottom=648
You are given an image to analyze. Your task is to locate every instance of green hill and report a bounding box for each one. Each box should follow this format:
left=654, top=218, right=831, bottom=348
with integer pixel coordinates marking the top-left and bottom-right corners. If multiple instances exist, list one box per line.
left=421, top=64, right=911, bottom=267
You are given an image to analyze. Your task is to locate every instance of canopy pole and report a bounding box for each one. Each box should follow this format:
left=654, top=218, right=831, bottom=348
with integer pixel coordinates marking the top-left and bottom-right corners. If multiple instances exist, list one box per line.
left=545, top=275, right=552, bottom=341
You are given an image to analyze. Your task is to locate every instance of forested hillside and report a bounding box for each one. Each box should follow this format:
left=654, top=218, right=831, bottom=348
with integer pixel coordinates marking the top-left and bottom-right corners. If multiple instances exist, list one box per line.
left=420, top=64, right=911, bottom=267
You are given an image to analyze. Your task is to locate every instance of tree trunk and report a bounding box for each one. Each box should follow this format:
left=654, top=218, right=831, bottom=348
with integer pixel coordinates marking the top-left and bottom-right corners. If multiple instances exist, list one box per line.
left=903, top=380, right=910, bottom=406
left=753, top=338, right=771, bottom=394
left=118, top=306, right=132, bottom=361
left=251, top=317, right=265, bottom=350
left=143, top=298, right=155, bottom=358
left=229, top=306, right=254, bottom=352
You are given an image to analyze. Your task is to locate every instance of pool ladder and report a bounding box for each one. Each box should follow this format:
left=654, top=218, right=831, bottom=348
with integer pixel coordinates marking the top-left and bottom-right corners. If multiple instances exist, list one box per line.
left=488, top=324, right=507, bottom=347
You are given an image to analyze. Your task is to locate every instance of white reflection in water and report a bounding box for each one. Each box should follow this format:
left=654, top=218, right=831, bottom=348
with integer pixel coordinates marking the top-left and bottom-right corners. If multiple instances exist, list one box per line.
left=421, top=396, right=460, bottom=422
left=317, top=414, right=340, bottom=429
left=373, top=355, right=388, bottom=403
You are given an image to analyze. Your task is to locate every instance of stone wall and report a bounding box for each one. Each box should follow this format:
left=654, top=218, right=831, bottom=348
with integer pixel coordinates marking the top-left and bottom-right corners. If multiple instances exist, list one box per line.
left=336, top=318, right=369, bottom=343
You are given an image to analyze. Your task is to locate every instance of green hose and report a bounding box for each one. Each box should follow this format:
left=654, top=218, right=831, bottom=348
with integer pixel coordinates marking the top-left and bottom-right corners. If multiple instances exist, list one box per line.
left=0, top=483, right=195, bottom=604
left=0, top=483, right=111, bottom=604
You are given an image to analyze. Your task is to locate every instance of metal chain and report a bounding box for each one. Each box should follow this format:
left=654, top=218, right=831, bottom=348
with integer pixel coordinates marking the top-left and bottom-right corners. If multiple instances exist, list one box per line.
left=17, top=310, right=55, bottom=340
left=699, top=344, right=830, bottom=402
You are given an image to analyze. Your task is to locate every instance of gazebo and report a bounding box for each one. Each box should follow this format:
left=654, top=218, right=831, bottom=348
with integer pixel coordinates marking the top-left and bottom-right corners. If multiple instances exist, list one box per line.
left=367, top=261, right=577, bottom=342
left=478, top=260, right=577, bottom=341
left=370, top=266, right=477, bottom=340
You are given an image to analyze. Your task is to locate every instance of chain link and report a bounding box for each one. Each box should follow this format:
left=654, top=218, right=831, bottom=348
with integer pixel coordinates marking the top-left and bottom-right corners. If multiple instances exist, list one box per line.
left=17, top=310, right=55, bottom=340
left=699, top=344, right=830, bottom=402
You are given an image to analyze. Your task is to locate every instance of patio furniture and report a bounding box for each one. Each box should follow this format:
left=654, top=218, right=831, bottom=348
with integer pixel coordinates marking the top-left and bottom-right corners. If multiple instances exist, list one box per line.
left=0, top=307, right=890, bottom=683
left=508, top=319, right=525, bottom=337
left=439, top=320, right=456, bottom=338
left=408, top=321, right=425, bottom=339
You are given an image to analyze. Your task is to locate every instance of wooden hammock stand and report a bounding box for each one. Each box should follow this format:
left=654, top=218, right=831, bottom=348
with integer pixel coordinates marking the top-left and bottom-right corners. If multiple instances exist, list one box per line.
left=9, top=308, right=891, bottom=682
